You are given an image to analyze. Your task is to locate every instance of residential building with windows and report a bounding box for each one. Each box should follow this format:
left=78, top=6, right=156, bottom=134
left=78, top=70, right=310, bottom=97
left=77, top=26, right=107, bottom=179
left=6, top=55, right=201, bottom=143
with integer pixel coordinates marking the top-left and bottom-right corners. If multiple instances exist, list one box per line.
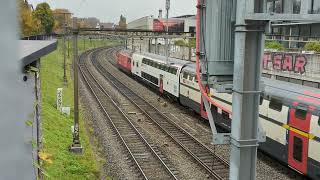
left=267, top=0, right=320, bottom=49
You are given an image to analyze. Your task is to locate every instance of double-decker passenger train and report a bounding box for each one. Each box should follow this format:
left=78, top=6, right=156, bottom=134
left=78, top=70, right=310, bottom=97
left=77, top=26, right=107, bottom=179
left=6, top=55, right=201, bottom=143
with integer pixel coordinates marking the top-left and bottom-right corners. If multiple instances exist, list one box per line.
left=115, top=50, right=320, bottom=179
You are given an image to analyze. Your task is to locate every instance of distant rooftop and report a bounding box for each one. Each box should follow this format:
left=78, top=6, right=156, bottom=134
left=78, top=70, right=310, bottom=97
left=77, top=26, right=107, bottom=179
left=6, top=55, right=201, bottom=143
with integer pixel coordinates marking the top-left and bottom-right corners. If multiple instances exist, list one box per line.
left=20, top=40, right=57, bottom=66
left=173, top=15, right=196, bottom=19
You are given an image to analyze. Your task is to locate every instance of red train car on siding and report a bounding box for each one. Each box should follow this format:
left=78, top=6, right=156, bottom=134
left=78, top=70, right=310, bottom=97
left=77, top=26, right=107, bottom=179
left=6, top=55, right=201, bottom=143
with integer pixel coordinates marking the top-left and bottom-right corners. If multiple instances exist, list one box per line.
left=117, top=50, right=132, bottom=74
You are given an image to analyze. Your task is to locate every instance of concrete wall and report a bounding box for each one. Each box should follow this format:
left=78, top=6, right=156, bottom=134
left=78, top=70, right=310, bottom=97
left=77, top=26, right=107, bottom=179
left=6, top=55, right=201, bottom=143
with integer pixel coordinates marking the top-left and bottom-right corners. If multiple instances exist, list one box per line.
left=127, top=39, right=320, bottom=87
left=262, top=51, right=320, bottom=87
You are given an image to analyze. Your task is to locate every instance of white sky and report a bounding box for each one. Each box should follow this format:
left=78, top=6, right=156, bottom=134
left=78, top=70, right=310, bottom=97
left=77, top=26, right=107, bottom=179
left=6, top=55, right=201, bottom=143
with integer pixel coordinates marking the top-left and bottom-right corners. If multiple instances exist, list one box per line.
left=28, top=0, right=197, bottom=23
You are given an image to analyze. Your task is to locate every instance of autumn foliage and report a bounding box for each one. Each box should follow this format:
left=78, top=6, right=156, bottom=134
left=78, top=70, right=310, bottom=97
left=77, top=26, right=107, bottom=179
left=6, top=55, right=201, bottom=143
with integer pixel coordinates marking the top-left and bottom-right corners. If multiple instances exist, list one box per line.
left=18, top=0, right=55, bottom=37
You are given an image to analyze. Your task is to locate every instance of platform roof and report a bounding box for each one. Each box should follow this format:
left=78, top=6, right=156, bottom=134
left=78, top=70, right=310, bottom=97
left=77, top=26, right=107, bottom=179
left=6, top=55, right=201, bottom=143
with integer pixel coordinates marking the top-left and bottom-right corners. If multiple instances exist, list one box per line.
left=20, top=40, right=57, bottom=66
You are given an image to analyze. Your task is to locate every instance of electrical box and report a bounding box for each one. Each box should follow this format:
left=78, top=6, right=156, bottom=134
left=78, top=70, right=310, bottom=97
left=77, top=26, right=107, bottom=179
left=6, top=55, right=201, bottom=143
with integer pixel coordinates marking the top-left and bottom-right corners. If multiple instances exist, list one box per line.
left=199, top=0, right=235, bottom=93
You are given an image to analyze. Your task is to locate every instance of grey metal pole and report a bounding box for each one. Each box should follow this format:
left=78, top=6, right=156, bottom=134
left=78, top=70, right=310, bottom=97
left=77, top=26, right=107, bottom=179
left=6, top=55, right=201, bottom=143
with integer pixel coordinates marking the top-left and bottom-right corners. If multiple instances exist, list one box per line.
left=67, top=37, right=70, bottom=58
left=132, top=37, right=134, bottom=51
left=148, top=38, right=151, bottom=53
left=63, top=15, right=67, bottom=85
left=155, top=38, right=158, bottom=54
left=125, top=38, right=128, bottom=49
left=229, top=0, right=263, bottom=179
left=165, top=0, right=170, bottom=64
left=84, top=38, right=86, bottom=51
left=70, top=17, right=83, bottom=154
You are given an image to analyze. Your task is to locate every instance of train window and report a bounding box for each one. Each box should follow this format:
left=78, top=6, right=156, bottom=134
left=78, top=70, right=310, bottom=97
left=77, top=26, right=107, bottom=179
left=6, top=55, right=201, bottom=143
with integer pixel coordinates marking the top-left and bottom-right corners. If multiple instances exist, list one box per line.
left=189, top=75, right=194, bottom=81
left=133, top=61, right=135, bottom=66
left=160, top=65, right=166, bottom=70
left=295, top=109, right=307, bottom=120
left=259, top=96, right=263, bottom=105
left=183, top=72, right=188, bottom=79
left=142, top=58, right=146, bottom=64
left=136, top=62, right=139, bottom=67
left=293, top=137, right=303, bottom=162
left=211, top=105, right=217, bottom=112
left=164, top=66, right=170, bottom=72
left=318, top=116, right=320, bottom=126
left=171, top=68, right=176, bottom=74
left=156, top=63, right=160, bottom=69
left=269, top=98, right=282, bottom=112
left=172, top=68, right=177, bottom=75
left=290, top=78, right=303, bottom=85
left=222, top=111, right=229, bottom=120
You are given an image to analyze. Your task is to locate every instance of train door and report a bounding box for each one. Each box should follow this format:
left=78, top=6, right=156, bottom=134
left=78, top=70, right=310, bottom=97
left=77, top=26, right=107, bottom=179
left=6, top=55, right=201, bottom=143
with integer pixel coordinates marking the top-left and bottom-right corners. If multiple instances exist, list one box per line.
left=287, top=105, right=312, bottom=174
left=159, top=74, right=164, bottom=94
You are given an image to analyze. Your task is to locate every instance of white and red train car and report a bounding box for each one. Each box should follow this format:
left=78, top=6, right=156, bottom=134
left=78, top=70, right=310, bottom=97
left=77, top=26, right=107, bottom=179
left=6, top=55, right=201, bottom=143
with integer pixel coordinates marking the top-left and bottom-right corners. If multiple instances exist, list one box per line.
left=115, top=51, right=320, bottom=179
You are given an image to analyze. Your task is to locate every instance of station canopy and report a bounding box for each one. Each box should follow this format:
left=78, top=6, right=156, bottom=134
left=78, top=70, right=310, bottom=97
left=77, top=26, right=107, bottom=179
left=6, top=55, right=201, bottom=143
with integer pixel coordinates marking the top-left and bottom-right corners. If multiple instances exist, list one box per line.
left=19, top=40, right=57, bottom=66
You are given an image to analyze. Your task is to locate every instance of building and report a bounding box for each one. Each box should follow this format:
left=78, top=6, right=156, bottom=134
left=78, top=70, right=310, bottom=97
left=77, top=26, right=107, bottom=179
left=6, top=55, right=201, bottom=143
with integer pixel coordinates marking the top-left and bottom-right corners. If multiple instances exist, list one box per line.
left=97, top=22, right=114, bottom=29
left=53, top=9, right=72, bottom=34
left=267, top=0, right=320, bottom=48
left=127, top=15, right=154, bottom=30
left=127, top=11, right=196, bottom=33
left=77, top=17, right=100, bottom=28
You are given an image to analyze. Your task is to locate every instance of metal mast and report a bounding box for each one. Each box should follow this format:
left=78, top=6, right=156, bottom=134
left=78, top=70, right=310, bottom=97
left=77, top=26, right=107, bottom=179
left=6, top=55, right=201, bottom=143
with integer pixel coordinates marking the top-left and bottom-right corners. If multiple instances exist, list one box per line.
left=198, top=0, right=320, bottom=179
left=165, top=0, right=170, bottom=64
left=70, top=17, right=83, bottom=153
left=229, top=0, right=265, bottom=179
left=63, top=13, right=67, bottom=85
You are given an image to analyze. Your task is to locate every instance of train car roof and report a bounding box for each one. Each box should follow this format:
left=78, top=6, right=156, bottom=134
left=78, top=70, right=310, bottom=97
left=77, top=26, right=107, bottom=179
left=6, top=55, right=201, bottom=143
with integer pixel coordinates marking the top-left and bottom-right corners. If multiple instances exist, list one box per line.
left=119, top=49, right=133, bottom=55
left=181, top=63, right=196, bottom=73
left=262, top=77, right=320, bottom=110
left=135, top=52, right=190, bottom=67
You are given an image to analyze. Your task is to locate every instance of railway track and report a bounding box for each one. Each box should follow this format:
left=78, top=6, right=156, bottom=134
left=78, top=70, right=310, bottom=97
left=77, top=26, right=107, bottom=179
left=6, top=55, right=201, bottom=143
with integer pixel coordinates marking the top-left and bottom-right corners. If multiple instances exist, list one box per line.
left=79, top=49, right=179, bottom=180
left=91, top=47, right=230, bottom=180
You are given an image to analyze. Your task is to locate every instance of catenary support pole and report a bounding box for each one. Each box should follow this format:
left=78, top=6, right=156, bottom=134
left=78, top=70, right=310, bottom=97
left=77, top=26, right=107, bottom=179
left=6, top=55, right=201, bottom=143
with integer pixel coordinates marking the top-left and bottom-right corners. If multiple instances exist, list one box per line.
left=70, top=17, right=83, bottom=154
left=229, top=0, right=264, bottom=179
left=132, top=37, right=134, bottom=51
left=165, top=0, right=170, bottom=64
left=63, top=15, right=67, bottom=85
left=67, top=37, right=70, bottom=58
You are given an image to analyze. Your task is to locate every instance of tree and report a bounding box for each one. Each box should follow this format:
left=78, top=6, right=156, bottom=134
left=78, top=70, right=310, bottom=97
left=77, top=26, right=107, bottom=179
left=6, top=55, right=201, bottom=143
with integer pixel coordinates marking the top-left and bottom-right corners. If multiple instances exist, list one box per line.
left=33, top=2, right=54, bottom=34
left=304, top=41, right=320, bottom=53
left=174, top=38, right=196, bottom=48
left=18, top=0, right=40, bottom=37
left=265, top=40, right=284, bottom=51
left=52, top=9, right=72, bottom=34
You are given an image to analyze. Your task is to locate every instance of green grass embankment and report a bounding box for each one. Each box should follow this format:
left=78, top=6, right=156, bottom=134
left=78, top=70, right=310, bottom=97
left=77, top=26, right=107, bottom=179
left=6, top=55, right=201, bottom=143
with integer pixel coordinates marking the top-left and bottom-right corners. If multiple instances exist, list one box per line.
left=40, top=39, right=120, bottom=179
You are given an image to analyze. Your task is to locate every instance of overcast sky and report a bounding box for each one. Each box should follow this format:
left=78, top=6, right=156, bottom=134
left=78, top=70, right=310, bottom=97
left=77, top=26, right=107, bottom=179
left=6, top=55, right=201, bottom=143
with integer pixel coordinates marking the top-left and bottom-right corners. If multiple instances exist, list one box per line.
left=28, top=0, right=197, bottom=23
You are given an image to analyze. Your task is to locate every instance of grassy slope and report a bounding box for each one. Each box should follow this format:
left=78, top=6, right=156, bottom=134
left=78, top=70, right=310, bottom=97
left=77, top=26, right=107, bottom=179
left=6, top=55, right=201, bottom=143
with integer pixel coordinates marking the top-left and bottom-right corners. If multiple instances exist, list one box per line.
left=40, top=39, right=120, bottom=179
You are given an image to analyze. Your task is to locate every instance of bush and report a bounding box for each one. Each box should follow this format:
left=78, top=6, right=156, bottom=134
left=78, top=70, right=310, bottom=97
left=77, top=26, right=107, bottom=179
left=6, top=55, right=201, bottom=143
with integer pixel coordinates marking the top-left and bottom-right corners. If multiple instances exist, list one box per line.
left=304, top=41, right=320, bottom=53
left=174, top=39, right=196, bottom=48
left=174, top=39, right=187, bottom=47
left=265, top=41, right=284, bottom=51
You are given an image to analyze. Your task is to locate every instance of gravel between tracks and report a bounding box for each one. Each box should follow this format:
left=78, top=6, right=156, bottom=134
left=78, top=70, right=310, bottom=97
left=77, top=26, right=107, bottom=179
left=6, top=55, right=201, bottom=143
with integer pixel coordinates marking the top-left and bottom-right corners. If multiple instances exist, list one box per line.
left=95, top=47, right=307, bottom=180
left=87, top=50, right=212, bottom=179
left=80, top=56, right=139, bottom=179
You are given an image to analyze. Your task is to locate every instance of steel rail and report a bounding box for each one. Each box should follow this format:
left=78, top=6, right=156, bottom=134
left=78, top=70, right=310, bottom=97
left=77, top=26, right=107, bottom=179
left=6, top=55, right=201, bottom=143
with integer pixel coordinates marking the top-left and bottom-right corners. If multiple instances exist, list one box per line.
left=79, top=49, right=178, bottom=180
left=92, top=47, right=230, bottom=180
